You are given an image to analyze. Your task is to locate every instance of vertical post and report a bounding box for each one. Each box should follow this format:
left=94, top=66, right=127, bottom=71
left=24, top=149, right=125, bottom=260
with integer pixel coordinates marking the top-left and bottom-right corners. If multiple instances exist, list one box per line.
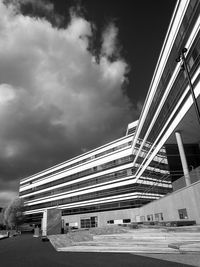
left=175, top=131, right=191, bottom=186
left=42, top=209, right=47, bottom=236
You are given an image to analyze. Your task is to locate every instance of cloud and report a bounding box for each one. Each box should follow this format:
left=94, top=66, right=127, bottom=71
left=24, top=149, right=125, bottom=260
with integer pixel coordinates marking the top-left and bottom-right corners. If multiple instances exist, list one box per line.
left=4, top=0, right=54, bottom=11
left=101, top=22, right=119, bottom=58
left=4, top=0, right=63, bottom=26
left=0, top=0, right=138, bottom=206
left=0, top=191, right=18, bottom=207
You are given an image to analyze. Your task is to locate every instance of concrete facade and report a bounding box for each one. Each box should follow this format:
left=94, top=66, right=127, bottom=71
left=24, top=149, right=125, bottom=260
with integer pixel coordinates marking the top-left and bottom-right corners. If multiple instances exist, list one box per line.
left=62, top=208, right=140, bottom=229
left=63, top=180, right=200, bottom=228
left=138, top=180, right=200, bottom=224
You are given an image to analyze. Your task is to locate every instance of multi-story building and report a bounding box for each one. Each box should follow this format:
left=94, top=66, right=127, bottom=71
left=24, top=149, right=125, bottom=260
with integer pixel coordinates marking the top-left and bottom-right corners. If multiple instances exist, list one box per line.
left=19, top=0, right=200, bottom=227
left=129, top=0, right=200, bottom=224
left=131, top=0, right=200, bottom=189
left=19, top=120, right=171, bottom=228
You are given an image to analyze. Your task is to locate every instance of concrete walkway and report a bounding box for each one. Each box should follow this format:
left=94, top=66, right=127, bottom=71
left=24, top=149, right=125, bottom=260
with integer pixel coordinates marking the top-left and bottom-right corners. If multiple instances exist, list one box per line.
left=0, top=233, right=191, bottom=267
left=49, top=228, right=200, bottom=254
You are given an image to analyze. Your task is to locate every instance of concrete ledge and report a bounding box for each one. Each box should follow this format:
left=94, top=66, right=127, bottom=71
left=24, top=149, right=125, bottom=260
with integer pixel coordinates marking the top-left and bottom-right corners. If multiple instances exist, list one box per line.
left=49, top=228, right=200, bottom=254
left=168, top=244, right=179, bottom=249
left=168, top=241, right=200, bottom=253
left=0, top=233, right=9, bottom=240
left=56, top=246, right=181, bottom=253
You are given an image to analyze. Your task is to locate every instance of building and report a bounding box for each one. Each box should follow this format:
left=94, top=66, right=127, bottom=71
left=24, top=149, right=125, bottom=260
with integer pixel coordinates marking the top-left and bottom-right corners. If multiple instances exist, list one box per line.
left=19, top=120, right=171, bottom=228
left=129, top=0, right=200, bottom=224
left=131, top=0, right=200, bottom=189
left=19, top=0, right=200, bottom=228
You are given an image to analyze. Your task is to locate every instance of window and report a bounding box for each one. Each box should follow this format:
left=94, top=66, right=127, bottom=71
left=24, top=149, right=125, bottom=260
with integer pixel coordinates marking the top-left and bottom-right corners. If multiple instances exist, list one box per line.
left=140, top=216, right=145, bottom=222
left=155, top=213, right=164, bottom=221
left=107, top=220, right=114, bottom=224
left=81, top=216, right=98, bottom=228
left=178, top=208, right=188, bottom=219
left=123, top=219, right=131, bottom=223
left=147, top=214, right=153, bottom=221
left=81, top=219, right=90, bottom=228
left=91, top=216, right=98, bottom=228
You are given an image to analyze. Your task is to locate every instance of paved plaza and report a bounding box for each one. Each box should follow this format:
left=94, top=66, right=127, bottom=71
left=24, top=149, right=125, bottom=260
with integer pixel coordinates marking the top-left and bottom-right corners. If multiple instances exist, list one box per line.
left=0, top=233, right=199, bottom=267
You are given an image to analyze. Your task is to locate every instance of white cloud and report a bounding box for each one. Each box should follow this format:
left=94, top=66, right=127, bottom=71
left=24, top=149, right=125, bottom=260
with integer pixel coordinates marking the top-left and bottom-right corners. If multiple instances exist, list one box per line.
left=0, top=84, right=16, bottom=104
left=4, top=0, right=54, bottom=15
left=101, top=23, right=118, bottom=56
left=101, top=23, right=119, bottom=57
left=0, top=0, right=137, bottom=206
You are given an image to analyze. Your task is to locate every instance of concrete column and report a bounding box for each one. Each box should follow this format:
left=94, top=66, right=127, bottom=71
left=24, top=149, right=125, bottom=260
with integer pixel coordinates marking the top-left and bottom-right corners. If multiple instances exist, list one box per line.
left=42, top=209, right=47, bottom=236
left=175, top=131, right=191, bottom=186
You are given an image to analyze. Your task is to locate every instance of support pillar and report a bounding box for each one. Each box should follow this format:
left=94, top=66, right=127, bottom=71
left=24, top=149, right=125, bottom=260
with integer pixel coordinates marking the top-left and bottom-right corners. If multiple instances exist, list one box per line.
left=42, top=209, right=47, bottom=236
left=175, top=131, right=191, bottom=186
left=41, top=208, right=61, bottom=236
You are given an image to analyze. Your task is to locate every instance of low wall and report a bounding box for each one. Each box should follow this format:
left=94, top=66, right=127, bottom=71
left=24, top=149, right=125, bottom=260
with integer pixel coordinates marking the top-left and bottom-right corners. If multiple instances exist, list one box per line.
left=62, top=180, right=200, bottom=227
left=62, top=208, right=140, bottom=228
left=139, top=180, right=200, bottom=224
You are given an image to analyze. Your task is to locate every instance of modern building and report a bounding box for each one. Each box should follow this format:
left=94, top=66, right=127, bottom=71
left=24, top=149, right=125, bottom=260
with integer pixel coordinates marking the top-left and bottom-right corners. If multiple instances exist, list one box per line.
left=131, top=0, right=200, bottom=190
left=19, top=0, right=200, bottom=228
left=129, top=0, right=200, bottom=224
left=19, top=120, right=171, bottom=228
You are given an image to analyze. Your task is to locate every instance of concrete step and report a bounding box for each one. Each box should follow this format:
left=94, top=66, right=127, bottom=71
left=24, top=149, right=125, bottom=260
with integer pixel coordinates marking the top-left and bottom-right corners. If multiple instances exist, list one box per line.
left=57, top=245, right=180, bottom=253
left=75, top=240, right=200, bottom=248
left=50, top=229, right=200, bottom=254
left=169, top=241, right=200, bottom=253
left=76, top=241, right=171, bottom=247
left=95, top=232, right=200, bottom=237
left=104, top=232, right=200, bottom=236
left=94, top=235, right=200, bottom=241
left=92, top=239, right=172, bottom=243
left=180, top=247, right=200, bottom=253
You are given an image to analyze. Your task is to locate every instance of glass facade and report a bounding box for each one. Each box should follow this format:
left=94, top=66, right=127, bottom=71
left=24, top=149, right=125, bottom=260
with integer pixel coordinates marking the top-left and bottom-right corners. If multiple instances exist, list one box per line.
left=20, top=122, right=171, bottom=219
left=21, top=140, right=132, bottom=187
left=132, top=0, right=200, bottom=181
left=20, top=155, right=134, bottom=196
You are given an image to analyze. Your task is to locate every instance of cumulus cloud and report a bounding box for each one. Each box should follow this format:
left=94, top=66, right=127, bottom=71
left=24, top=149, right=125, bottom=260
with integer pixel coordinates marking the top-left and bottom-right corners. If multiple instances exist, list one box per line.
left=4, top=0, right=63, bottom=26
left=0, top=0, right=137, bottom=206
left=101, top=22, right=119, bottom=58
left=5, top=0, right=54, bottom=12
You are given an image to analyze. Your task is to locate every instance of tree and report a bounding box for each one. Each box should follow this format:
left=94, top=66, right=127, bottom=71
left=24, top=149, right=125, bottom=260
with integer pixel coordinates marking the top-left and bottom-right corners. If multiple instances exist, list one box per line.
left=0, top=211, right=3, bottom=224
left=3, top=198, right=24, bottom=230
left=0, top=210, right=5, bottom=229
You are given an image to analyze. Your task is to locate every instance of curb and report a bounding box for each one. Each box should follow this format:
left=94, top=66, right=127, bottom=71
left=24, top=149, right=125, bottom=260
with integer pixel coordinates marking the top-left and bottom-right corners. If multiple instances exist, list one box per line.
left=56, top=247, right=181, bottom=254
left=0, top=235, right=9, bottom=240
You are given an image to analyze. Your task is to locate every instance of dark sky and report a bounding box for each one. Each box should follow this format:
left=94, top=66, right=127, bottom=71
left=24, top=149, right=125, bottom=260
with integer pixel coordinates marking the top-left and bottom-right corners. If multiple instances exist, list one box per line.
left=52, top=0, right=177, bottom=104
left=0, top=0, right=176, bottom=207
left=21, top=0, right=177, bottom=104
